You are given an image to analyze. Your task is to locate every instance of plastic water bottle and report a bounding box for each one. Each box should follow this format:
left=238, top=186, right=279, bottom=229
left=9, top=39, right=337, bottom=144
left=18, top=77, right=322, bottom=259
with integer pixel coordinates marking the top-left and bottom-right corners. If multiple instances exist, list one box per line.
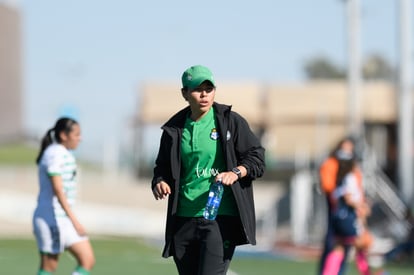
left=203, top=179, right=224, bottom=220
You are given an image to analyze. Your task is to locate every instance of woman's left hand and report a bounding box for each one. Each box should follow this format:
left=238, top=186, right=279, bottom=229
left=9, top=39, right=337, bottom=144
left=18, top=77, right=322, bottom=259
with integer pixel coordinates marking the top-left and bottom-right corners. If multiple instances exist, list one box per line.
left=215, top=172, right=238, bottom=186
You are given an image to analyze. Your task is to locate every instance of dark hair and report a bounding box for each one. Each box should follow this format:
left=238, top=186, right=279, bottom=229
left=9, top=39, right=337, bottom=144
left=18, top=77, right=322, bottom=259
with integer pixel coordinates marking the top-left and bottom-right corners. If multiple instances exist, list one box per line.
left=336, top=158, right=355, bottom=187
left=329, top=136, right=356, bottom=158
left=35, top=117, right=79, bottom=164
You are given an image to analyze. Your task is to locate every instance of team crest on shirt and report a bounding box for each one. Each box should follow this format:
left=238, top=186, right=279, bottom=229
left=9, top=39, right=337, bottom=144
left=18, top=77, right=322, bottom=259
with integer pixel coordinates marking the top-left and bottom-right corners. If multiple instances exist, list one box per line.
left=210, top=128, right=219, bottom=140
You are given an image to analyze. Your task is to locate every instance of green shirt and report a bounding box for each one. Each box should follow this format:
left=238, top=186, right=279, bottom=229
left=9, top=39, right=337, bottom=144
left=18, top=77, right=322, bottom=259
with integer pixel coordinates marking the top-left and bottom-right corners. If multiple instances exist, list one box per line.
left=177, top=107, right=238, bottom=217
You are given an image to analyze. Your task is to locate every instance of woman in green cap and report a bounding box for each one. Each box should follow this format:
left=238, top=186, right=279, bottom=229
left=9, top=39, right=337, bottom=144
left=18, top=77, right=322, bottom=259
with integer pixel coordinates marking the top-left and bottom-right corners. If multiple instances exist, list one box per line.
left=151, top=65, right=265, bottom=275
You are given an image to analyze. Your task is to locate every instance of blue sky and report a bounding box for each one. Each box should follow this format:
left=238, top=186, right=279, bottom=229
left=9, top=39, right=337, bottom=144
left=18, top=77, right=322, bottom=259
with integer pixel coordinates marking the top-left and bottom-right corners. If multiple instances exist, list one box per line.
left=3, top=0, right=400, bottom=162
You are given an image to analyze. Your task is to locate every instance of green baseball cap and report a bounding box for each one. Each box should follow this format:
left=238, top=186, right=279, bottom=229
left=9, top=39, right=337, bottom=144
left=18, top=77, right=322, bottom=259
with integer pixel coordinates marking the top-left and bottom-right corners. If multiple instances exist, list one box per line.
left=181, top=65, right=215, bottom=90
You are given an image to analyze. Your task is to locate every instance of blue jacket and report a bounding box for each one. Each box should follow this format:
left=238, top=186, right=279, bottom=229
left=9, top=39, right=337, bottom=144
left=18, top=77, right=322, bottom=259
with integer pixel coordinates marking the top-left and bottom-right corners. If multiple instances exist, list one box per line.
left=151, top=102, right=265, bottom=258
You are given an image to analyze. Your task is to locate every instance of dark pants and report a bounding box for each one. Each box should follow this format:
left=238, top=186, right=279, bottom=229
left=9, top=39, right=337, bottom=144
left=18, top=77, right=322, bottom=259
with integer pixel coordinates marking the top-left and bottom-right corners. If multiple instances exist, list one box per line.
left=172, top=216, right=236, bottom=275
left=318, top=231, right=351, bottom=275
left=318, top=199, right=350, bottom=275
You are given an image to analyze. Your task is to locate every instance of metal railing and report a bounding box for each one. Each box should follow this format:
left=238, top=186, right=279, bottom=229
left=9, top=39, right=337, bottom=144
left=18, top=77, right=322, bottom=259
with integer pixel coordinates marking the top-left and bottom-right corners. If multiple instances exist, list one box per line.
left=361, top=146, right=411, bottom=237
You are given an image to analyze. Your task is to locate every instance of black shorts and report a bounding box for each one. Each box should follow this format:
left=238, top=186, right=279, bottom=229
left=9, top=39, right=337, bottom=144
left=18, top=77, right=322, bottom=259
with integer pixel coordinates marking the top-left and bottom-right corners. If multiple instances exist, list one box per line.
left=332, top=208, right=357, bottom=238
left=172, top=216, right=239, bottom=275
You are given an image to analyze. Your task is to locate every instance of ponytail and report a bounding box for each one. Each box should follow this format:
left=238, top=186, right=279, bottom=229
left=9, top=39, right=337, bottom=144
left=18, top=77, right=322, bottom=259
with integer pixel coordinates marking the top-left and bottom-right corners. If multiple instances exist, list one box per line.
left=35, top=117, right=79, bottom=164
left=36, top=128, right=54, bottom=164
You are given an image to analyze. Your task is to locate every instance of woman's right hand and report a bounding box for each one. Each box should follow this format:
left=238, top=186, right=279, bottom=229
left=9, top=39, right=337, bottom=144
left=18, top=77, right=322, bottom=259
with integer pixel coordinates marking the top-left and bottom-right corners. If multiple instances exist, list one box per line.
left=73, top=219, right=87, bottom=236
left=152, top=181, right=171, bottom=200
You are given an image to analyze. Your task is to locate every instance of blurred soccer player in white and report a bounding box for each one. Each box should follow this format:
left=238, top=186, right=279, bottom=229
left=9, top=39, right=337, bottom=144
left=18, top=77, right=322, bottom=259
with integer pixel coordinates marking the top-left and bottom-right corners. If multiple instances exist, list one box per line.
left=33, top=117, right=95, bottom=275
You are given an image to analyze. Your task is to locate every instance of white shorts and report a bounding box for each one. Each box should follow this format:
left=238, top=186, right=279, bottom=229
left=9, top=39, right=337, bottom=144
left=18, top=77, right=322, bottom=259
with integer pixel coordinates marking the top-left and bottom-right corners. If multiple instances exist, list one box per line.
left=33, top=215, right=88, bottom=254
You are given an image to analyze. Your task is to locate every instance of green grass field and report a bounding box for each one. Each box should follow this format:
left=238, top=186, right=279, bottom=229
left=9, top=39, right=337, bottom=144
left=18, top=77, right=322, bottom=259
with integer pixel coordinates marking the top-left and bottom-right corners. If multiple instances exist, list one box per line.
left=0, top=143, right=37, bottom=165
left=0, top=237, right=412, bottom=274
left=1, top=146, right=412, bottom=274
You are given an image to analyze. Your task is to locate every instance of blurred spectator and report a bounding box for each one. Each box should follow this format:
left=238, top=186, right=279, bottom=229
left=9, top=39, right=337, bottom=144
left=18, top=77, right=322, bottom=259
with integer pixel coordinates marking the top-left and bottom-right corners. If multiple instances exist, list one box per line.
left=318, top=137, right=363, bottom=275
left=323, top=157, right=370, bottom=275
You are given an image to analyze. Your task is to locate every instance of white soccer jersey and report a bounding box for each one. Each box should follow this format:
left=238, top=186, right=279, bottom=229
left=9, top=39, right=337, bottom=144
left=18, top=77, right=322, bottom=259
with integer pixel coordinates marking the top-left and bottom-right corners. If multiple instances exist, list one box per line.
left=35, top=143, right=77, bottom=218
left=333, top=173, right=362, bottom=204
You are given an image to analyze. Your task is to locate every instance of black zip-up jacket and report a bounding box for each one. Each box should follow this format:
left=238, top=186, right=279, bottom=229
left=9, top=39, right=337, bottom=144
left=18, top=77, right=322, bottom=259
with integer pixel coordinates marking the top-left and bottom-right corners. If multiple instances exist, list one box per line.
left=151, top=102, right=265, bottom=258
